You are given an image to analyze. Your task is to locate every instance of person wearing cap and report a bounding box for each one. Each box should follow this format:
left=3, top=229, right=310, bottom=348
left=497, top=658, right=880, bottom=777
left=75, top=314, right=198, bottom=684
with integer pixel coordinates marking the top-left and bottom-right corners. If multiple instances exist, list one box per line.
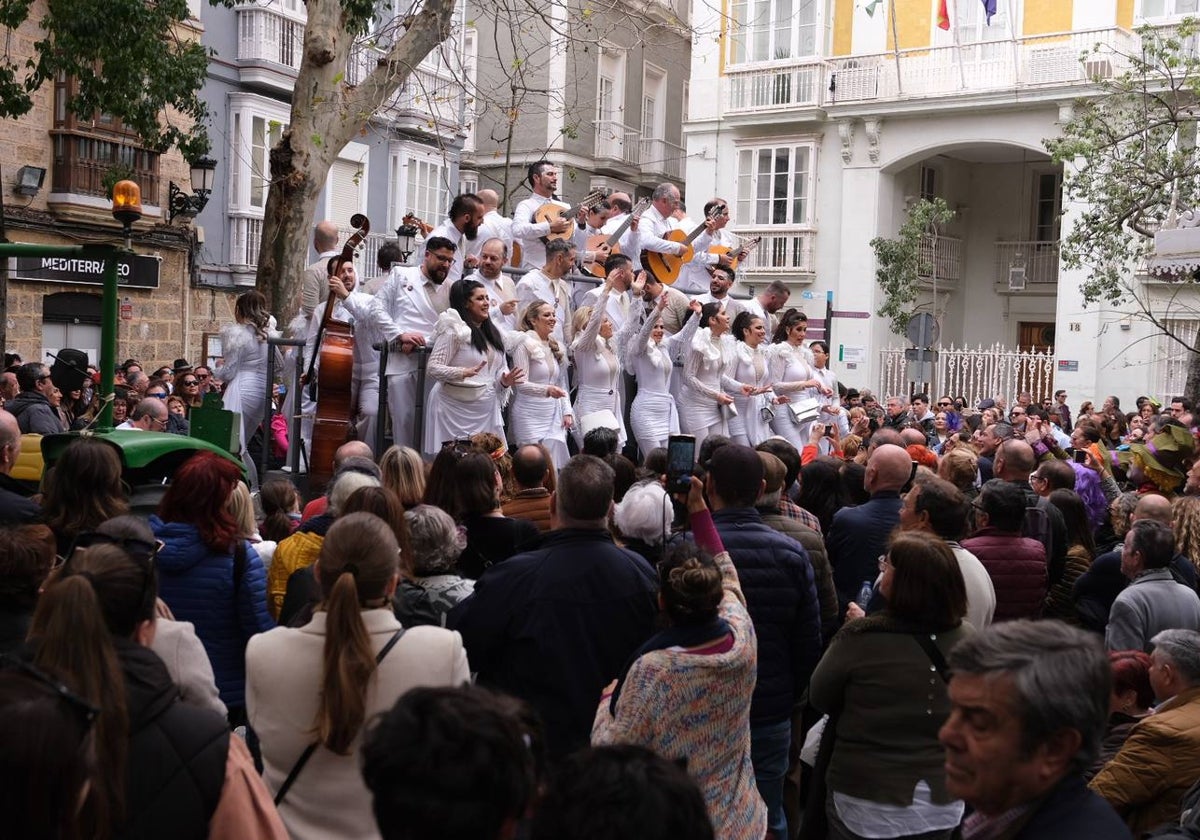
left=171, top=357, right=192, bottom=392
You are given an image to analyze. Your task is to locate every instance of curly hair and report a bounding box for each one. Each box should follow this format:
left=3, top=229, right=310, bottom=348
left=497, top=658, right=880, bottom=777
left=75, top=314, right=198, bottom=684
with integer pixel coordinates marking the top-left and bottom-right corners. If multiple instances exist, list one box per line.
left=1174, top=496, right=1200, bottom=578
left=235, top=290, right=272, bottom=340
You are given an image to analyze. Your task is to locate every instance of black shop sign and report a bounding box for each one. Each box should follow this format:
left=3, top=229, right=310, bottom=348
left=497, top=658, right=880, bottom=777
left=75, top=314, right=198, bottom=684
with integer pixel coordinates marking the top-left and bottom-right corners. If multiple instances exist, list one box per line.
left=10, top=253, right=161, bottom=289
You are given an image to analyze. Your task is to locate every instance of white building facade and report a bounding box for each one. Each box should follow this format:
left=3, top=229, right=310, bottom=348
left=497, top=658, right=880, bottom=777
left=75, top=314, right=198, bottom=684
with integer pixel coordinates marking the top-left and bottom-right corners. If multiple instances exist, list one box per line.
left=687, top=0, right=1197, bottom=408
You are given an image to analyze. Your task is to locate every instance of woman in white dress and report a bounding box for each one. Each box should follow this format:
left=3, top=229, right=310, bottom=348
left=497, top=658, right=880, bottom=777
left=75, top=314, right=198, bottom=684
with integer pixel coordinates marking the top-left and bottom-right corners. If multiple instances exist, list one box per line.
left=570, top=277, right=626, bottom=447
left=681, top=301, right=735, bottom=453
left=809, top=339, right=846, bottom=455
left=214, top=290, right=278, bottom=488
left=619, top=295, right=677, bottom=457
left=510, top=300, right=573, bottom=470
left=424, top=278, right=524, bottom=453
left=767, top=308, right=831, bottom=450
left=728, top=311, right=780, bottom=447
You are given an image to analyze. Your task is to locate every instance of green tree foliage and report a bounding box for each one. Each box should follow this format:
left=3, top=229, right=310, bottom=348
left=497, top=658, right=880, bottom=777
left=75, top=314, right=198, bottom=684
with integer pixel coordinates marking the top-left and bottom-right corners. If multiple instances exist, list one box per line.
left=870, top=197, right=954, bottom=337
left=0, top=0, right=214, bottom=159
left=1046, top=20, right=1200, bottom=306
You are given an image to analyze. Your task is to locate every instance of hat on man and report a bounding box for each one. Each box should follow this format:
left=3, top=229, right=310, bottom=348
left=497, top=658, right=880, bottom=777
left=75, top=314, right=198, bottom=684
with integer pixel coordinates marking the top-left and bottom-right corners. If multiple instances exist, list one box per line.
left=978, top=398, right=996, bottom=411
left=172, top=358, right=193, bottom=375
left=1118, top=422, right=1195, bottom=489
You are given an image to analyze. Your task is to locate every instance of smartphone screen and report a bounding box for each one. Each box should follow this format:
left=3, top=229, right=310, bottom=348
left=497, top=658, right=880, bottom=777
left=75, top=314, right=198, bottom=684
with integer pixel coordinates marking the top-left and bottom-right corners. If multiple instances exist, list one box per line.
left=666, top=435, right=696, bottom=494
left=1074, top=449, right=1087, bottom=463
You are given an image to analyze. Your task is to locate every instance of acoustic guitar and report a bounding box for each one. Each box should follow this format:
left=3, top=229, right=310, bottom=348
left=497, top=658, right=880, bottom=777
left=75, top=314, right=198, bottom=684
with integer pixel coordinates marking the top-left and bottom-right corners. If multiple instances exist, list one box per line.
left=533, top=189, right=606, bottom=241
left=644, top=205, right=727, bottom=285
left=708, top=236, right=763, bottom=272
left=583, top=198, right=651, bottom=278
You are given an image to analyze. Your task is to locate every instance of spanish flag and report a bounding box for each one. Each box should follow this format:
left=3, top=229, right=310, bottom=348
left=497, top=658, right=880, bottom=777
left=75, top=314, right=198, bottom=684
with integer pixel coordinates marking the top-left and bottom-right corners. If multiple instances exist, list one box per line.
left=937, top=0, right=950, bottom=29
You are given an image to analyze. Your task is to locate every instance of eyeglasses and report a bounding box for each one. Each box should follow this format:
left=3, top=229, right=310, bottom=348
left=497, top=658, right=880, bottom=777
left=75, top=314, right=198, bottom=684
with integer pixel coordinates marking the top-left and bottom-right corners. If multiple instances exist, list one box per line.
left=196, top=373, right=210, bottom=380
left=149, top=416, right=168, bottom=430
left=877, top=554, right=891, bottom=572
left=181, top=380, right=199, bottom=387
left=0, top=655, right=99, bottom=732
left=146, top=392, right=167, bottom=399
left=938, top=401, right=952, bottom=407
left=36, top=373, right=51, bottom=383
left=63, top=532, right=162, bottom=609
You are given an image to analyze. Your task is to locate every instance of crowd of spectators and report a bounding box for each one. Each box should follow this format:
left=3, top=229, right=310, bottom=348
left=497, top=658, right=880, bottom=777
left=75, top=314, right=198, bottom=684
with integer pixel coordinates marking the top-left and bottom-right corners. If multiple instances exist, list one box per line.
left=6, top=380, right=1200, bottom=840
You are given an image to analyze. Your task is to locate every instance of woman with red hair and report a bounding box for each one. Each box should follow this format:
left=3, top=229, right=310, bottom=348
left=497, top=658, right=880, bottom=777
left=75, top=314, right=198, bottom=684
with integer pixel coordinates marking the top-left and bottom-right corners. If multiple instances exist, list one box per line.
left=1087, top=650, right=1155, bottom=780
left=906, top=443, right=938, bottom=472
left=151, top=451, right=275, bottom=725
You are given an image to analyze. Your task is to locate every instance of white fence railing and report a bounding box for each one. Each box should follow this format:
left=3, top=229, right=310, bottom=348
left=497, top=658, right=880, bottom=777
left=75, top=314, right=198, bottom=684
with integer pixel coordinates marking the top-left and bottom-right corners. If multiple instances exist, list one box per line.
left=918, top=234, right=963, bottom=288
left=594, top=120, right=640, bottom=165
left=827, top=27, right=1135, bottom=104
left=730, top=226, right=816, bottom=279
left=725, top=58, right=826, bottom=113
left=879, top=343, right=1057, bottom=406
left=229, top=215, right=265, bottom=268
left=994, top=241, right=1060, bottom=288
left=639, top=137, right=685, bottom=180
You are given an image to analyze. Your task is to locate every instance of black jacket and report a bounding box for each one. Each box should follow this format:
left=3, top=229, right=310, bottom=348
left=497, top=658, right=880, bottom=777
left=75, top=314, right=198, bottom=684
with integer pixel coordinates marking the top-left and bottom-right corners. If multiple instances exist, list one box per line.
left=449, top=528, right=658, bottom=759
left=114, top=640, right=229, bottom=840
left=827, top=491, right=903, bottom=606
left=1005, top=773, right=1131, bottom=839
left=712, top=507, right=822, bottom=725
left=6, top=390, right=64, bottom=435
left=0, top=472, right=39, bottom=526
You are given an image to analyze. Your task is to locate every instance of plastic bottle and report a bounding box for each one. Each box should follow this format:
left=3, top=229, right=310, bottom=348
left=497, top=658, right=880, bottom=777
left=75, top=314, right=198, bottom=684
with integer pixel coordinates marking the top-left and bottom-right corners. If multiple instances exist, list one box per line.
left=856, top=580, right=874, bottom=608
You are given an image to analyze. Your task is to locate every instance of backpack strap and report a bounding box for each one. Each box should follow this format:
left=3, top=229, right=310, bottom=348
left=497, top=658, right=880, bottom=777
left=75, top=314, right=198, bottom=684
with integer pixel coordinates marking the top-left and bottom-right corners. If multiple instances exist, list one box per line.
left=273, top=627, right=406, bottom=806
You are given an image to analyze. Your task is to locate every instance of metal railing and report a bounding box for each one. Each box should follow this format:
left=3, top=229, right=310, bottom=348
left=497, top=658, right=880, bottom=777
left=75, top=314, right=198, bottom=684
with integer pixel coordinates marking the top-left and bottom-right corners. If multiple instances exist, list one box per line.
left=594, top=120, right=640, bottom=165
left=918, top=234, right=964, bottom=288
left=725, top=58, right=826, bottom=113
left=993, top=240, right=1060, bottom=288
left=827, top=26, right=1135, bottom=104
left=879, top=342, right=1057, bottom=406
left=728, top=226, right=817, bottom=278
left=639, top=137, right=686, bottom=180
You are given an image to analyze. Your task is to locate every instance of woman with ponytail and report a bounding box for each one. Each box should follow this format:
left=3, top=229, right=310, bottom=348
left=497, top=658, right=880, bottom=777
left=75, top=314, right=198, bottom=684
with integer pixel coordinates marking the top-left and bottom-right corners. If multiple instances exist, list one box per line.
left=592, top=476, right=765, bottom=840
left=25, top=534, right=286, bottom=839
left=247, top=511, right=469, bottom=840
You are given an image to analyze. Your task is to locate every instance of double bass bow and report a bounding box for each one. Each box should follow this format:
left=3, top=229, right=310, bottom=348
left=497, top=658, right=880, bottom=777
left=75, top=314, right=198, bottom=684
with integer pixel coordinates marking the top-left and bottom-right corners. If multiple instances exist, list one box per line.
left=307, top=213, right=369, bottom=491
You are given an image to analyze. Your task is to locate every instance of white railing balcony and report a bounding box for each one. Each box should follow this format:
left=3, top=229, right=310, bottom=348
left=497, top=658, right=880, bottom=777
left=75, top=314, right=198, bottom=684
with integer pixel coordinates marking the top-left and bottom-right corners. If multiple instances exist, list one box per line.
left=237, top=7, right=304, bottom=71
left=725, top=58, right=825, bottom=114
left=230, top=215, right=265, bottom=268
left=639, top=137, right=685, bottom=180
left=336, top=228, right=394, bottom=281
left=730, top=226, right=816, bottom=279
left=918, top=234, right=963, bottom=288
left=994, top=240, right=1060, bottom=289
left=392, top=67, right=462, bottom=126
left=594, top=120, right=640, bottom=166
left=827, top=26, right=1135, bottom=104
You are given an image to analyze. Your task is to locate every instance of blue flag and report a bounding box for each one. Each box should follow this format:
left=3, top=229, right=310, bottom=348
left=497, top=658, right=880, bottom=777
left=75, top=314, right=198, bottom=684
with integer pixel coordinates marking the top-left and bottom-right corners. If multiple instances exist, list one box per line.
left=982, top=0, right=996, bottom=24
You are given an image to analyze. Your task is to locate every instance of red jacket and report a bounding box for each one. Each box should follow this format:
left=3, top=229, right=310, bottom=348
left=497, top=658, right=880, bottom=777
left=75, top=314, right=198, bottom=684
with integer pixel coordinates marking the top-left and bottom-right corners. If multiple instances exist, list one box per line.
left=962, top=527, right=1047, bottom=622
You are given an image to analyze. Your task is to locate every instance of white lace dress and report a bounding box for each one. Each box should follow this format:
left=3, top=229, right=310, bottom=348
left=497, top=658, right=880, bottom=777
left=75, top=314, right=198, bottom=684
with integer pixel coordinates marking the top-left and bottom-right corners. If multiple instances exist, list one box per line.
left=509, top=332, right=572, bottom=470
left=681, top=327, right=732, bottom=449
left=423, top=310, right=512, bottom=452
left=571, top=291, right=626, bottom=446
left=617, top=309, right=680, bottom=455
left=213, top=318, right=279, bottom=487
left=726, top=341, right=777, bottom=447
left=767, top=340, right=818, bottom=450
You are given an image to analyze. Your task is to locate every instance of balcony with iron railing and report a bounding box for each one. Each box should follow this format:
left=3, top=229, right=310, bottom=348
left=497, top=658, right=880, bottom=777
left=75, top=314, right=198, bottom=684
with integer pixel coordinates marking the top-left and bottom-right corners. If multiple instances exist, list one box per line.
left=724, top=58, right=826, bottom=115
left=639, top=137, right=685, bottom=180
left=917, top=234, right=964, bottom=289
left=235, top=5, right=305, bottom=89
left=594, top=120, right=641, bottom=169
left=825, top=26, right=1136, bottom=106
left=730, top=226, right=816, bottom=280
left=993, top=240, right=1060, bottom=293
left=50, top=131, right=160, bottom=206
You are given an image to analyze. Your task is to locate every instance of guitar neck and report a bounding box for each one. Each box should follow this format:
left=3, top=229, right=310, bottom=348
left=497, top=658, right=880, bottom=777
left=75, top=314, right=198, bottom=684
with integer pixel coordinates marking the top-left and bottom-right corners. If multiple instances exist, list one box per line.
left=680, top=219, right=711, bottom=246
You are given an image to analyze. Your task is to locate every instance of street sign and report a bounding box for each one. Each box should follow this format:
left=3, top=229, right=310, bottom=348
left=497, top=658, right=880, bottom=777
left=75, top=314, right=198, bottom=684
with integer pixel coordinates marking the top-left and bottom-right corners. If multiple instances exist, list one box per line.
left=906, top=312, right=939, bottom=347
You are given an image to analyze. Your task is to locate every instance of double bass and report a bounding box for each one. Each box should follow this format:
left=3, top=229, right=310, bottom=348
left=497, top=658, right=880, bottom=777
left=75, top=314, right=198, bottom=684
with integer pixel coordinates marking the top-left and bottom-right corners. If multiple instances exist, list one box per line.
left=306, top=213, right=369, bottom=491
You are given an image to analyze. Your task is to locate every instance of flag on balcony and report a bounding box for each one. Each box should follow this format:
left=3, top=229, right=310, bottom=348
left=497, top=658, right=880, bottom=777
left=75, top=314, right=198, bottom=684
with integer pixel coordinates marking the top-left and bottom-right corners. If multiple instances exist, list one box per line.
left=937, top=0, right=950, bottom=30
left=981, top=0, right=996, bottom=24
left=864, top=0, right=883, bottom=17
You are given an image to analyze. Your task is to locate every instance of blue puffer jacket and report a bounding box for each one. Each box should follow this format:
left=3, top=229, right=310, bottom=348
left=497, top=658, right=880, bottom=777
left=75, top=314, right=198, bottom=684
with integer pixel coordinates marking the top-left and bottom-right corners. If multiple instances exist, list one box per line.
left=712, top=508, right=822, bottom=725
left=150, top=516, right=275, bottom=710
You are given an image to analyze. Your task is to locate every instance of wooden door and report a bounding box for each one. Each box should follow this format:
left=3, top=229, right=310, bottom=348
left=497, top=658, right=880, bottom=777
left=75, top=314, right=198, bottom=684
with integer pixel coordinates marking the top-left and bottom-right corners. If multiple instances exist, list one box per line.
left=1017, top=321, right=1055, bottom=353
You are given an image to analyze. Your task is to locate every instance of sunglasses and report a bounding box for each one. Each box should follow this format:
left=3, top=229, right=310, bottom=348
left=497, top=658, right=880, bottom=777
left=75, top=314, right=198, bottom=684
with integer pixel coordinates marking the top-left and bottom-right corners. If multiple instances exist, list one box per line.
left=196, top=373, right=210, bottom=380
left=146, top=392, right=168, bottom=399
left=62, top=532, right=162, bottom=606
left=181, top=380, right=199, bottom=386
left=938, top=401, right=952, bottom=407
left=0, top=655, right=99, bottom=731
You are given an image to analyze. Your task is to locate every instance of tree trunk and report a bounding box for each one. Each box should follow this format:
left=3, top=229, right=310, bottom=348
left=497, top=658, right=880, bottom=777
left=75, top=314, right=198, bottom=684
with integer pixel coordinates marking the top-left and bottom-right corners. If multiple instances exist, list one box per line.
left=1185, top=326, right=1200, bottom=406
left=254, top=0, right=456, bottom=323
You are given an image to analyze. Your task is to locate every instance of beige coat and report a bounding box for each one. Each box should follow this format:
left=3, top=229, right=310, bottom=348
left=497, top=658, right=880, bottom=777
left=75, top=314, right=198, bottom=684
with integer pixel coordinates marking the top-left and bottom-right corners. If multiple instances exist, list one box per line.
left=246, top=609, right=470, bottom=840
